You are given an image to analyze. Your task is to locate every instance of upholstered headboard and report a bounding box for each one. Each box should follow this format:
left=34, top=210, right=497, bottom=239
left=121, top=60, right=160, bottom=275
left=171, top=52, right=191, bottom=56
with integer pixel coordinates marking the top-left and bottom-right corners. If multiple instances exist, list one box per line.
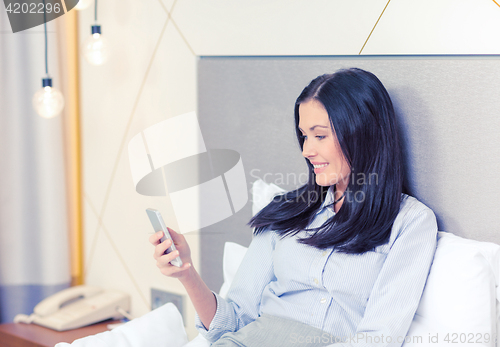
left=197, top=55, right=500, bottom=291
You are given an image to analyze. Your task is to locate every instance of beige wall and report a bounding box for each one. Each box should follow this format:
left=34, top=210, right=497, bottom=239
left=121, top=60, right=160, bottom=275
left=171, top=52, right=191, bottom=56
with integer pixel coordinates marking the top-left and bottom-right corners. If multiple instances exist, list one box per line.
left=77, top=0, right=500, bottom=340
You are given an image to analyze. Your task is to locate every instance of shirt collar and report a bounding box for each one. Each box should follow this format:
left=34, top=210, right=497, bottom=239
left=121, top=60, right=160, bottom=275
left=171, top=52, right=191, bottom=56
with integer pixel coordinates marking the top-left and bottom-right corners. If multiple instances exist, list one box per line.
left=317, top=186, right=336, bottom=214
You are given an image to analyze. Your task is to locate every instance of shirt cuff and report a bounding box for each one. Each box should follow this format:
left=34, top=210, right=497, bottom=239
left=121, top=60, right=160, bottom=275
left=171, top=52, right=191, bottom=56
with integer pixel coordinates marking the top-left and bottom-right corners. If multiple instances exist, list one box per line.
left=195, top=291, right=237, bottom=342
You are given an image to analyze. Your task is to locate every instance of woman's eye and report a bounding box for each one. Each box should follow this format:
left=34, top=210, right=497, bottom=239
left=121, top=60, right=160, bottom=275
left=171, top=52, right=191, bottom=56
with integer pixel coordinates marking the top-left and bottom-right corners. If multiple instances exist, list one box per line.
left=300, top=135, right=325, bottom=140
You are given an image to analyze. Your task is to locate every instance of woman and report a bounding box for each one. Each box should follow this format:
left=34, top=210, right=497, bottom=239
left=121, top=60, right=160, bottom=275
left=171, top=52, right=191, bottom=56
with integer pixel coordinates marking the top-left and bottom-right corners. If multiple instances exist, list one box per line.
left=149, top=68, right=438, bottom=347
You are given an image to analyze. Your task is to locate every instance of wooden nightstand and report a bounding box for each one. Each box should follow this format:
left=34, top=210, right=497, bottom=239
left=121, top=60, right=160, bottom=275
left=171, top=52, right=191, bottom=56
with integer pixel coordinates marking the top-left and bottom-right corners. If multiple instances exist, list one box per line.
left=0, top=320, right=121, bottom=347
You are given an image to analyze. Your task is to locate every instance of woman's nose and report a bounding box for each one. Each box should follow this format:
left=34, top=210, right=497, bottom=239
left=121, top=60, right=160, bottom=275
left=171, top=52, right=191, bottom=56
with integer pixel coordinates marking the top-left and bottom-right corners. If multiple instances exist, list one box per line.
left=302, top=140, right=316, bottom=158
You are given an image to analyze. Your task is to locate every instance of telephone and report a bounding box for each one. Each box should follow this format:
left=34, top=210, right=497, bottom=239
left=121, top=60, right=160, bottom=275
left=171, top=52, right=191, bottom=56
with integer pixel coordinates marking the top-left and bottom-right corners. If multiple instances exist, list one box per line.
left=14, top=285, right=131, bottom=331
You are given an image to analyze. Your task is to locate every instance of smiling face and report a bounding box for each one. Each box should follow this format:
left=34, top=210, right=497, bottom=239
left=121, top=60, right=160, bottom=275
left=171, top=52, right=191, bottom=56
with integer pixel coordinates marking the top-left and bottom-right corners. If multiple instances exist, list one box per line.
left=298, top=99, right=351, bottom=193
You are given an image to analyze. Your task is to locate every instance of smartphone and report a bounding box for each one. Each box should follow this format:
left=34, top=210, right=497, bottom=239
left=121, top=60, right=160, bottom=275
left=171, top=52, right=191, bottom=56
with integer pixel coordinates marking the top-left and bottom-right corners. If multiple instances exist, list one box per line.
left=146, top=208, right=183, bottom=267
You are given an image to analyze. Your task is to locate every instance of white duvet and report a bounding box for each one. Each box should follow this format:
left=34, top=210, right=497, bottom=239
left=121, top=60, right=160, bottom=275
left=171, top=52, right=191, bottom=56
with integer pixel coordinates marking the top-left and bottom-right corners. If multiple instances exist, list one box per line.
left=54, top=302, right=208, bottom=347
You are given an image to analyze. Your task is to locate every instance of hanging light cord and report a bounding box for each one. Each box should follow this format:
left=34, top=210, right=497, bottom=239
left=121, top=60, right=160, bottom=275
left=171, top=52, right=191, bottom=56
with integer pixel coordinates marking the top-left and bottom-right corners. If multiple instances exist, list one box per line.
left=43, top=0, right=48, bottom=76
left=94, top=0, right=98, bottom=22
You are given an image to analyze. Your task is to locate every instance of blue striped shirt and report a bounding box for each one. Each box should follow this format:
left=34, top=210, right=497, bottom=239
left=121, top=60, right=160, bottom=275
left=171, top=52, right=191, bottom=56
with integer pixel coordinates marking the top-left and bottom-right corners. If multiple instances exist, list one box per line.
left=195, top=190, right=438, bottom=346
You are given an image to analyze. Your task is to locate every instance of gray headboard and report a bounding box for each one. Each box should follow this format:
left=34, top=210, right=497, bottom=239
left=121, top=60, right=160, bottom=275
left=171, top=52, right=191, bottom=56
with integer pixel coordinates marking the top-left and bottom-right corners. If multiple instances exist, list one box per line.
left=197, top=55, right=500, bottom=291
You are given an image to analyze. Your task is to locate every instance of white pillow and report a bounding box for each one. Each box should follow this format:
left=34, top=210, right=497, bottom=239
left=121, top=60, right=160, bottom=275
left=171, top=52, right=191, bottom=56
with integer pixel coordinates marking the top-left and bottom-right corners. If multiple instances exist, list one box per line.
left=219, top=242, right=249, bottom=299
left=404, top=231, right=499, bottom=347
left=55, top=303, right=188, bottom=347
left=251, top=179, right=286, bottom=216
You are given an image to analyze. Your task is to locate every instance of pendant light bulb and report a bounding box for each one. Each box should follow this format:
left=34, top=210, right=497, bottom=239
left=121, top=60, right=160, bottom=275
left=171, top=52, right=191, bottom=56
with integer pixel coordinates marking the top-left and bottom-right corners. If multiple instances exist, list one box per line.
left=82, top=25, right=109, bottom=65
left=75, top=0, right=93, bottom=10
left=32, top=78, right=65, bottom=119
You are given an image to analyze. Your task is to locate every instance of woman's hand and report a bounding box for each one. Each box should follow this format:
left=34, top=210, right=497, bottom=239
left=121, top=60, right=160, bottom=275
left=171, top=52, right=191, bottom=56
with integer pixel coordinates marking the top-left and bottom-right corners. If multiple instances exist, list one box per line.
left=149, top=227, right=193, bottom=280
left=150, top=227, right=217, bottom=329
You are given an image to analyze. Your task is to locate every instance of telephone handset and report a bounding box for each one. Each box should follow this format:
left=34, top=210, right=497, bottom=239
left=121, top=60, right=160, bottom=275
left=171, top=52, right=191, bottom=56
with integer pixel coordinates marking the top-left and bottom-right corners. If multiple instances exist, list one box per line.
left=34, top=285, right=103, bottom=317
left=14, top=285, right=131, bottom=331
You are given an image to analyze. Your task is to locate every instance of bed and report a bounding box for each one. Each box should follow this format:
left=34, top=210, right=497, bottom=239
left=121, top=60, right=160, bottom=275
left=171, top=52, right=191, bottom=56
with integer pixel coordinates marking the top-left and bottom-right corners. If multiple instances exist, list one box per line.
left=55, top=178, right=500, bottom=346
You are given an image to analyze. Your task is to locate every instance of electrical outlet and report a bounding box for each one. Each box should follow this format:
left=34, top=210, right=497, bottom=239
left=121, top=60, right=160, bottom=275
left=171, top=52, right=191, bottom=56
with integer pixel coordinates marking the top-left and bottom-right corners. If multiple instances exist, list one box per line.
left=151, top=288, right=184, bottom=324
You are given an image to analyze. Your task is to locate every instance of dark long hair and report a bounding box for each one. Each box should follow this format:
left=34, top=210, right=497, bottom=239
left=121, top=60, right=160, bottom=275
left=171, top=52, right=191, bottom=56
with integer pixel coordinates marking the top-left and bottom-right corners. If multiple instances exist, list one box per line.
left=247, top=68, right=406, bottom=254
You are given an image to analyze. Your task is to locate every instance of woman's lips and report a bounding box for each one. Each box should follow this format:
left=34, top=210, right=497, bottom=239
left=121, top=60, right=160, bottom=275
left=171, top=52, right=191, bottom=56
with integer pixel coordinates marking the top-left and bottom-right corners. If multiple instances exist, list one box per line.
left=313, top=163, right=328, bottom=174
